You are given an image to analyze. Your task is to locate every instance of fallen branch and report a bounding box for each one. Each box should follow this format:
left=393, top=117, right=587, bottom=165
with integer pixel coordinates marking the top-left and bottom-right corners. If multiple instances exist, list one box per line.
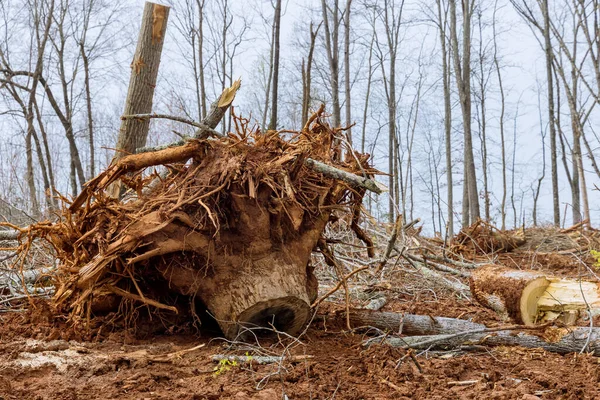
left=304, top=158, right=385, bottom=194
left=373, top=326, right=600, bottom=356
left=121, top=113, right=205, bottom=129
left=355, top=309, right=600, bottom=355
left=346, top=309, right=483, bottom=335
left=0, top=230, right=19, bottom=241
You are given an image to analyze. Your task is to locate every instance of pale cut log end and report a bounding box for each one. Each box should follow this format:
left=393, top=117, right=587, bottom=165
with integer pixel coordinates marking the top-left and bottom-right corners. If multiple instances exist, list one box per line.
left=223, top=296, right=311, bottom=340
left=519, top=277, right=550, bottom=325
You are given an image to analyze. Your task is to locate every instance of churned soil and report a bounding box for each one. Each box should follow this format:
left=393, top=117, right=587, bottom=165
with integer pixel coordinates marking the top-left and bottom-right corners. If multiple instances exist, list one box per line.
left=0, top=300, right=599, bottom=400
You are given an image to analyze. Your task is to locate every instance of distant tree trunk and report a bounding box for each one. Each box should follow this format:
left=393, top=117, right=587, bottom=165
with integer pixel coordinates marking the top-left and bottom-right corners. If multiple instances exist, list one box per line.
left=261, top=19, right=274, bottom=132
left=25, top=127, right=39, bottom=216
left=321, top=0, right=341, bottom=128
left=301, top=22, right=319, bottom=128
left=450, top=0, right=479, bottom=227
left=533, top=88, right=547, bottom=227
left=541, top=0, right=560, bottom=226
left=436, top=0, right=453, bottom=237
left=476, top=11, right=489, bottom=222
left=268, top=0, right=281, bottom=131
left=80, top=43, right=95, bottom=178
left=343, top=0, right=352, bottom=142
left=197, top=0, right=207, bottom=119
left=492, top=2, right=507, bottom=230
left=360, top=28, right=375, bottom=154
left=111, top=2, right=169, bottom=196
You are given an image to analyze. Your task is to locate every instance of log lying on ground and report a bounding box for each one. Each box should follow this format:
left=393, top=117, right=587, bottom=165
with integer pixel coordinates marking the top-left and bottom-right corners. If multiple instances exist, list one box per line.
left=351, top=309, right=600, bottom=356
left=374, top=327, right=600, bottom=356
left=346, top=309, right=483, bottom=335
left=470, top=265, right=600, bottom=325
left=0, top=230, right=19, bottom=241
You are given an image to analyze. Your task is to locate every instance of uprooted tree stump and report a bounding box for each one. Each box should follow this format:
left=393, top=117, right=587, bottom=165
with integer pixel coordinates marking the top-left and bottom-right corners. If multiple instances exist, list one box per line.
left=11, top=106, right=379, bottom=340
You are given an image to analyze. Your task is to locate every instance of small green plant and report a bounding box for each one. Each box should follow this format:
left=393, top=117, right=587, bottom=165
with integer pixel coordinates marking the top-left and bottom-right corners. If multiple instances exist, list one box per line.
left=590, top=250, right=600, bottom=269
left=213, top=358, right=238, bottom=376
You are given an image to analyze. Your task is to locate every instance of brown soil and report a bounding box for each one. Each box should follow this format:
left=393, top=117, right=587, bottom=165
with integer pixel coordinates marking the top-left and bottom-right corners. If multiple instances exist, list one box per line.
left=3, top=224, right=600, bottom=399
left=1, top=297, right=599, bottom=400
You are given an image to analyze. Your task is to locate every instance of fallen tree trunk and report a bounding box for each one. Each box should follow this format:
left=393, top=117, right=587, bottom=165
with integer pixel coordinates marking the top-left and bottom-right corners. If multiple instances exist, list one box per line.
left=470, top=265, right=600, bottom=325
left=346, top=309, right=482, bottom=335
left=351, top=309, right=600, bottom=355
left=373, top=327, right=600, bottom=356
left=0, top=230, right=19, bottom=241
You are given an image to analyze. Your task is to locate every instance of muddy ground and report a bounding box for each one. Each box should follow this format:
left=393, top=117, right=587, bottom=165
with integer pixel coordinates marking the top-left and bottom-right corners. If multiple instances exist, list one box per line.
left=1, top=234, right=600, bottom=399
left=1, top=297, right=599, bottom=399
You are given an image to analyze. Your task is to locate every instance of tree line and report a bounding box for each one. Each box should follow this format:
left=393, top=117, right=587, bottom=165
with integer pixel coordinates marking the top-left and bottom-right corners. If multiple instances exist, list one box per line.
left=0, top=0, right=598, bottom=234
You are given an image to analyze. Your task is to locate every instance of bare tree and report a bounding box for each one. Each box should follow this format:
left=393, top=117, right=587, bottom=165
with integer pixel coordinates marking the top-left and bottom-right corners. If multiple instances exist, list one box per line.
left=343, top=0, right=353, bottom=142
left=268, top=0, right=282, bottom=130
left=301, top=22, right=321, bottom=128
left=511, top=0, right=562, bottom=226
left=320, top=0, right=342, bottom=128
left=449, top=0, right=480, bottom=227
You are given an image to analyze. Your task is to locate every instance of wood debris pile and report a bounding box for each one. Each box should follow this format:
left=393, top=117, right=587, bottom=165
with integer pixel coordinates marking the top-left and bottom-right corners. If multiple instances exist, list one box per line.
left=4, top=109, right=378, bottom=339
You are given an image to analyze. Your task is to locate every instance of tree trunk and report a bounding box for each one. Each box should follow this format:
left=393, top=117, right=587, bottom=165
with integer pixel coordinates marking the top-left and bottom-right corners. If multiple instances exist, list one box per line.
left=542, top=0, right=561, bottom=226
left=321, top=0, right=341, bottom=128
left=351, top=309, right=600, bottom=356
left=111, top=2, right=169, bottom=196
left=268, top=0, right=281, bottom=131
left=343, top=0, right=352, bottom=143
left=80, top=42, right=95, bottom=178
left=437, top=0, right=453, bottom=237
left=450, top=0, right=479, bottom=227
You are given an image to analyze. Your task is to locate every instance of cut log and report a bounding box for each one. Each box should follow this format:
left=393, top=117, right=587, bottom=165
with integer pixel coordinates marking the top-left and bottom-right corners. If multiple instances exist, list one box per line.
left=470, top=265, right=600, bottom=325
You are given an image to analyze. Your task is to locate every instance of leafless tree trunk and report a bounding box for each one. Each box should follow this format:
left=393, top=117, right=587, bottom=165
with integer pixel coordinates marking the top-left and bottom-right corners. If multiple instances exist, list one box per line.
left=476, top=9, right=490, bottom=222
left=532, top=85, right=547, bottom=226
left=360, top=26, right=375, bottom=155
left=343, top=0, right=352, bottom=143
left=449, top=0, right=479, bottom=227
left=321, top=0, right=341, bottom=128
left=268, top=0, right=281, bottom=131
left=435, top=0, right=454, bottom=236
left=301, top=22, right=320, bottom=128
left=111, top=2, right=169, bottom=196
left=374, top=0, right=405, bottom=223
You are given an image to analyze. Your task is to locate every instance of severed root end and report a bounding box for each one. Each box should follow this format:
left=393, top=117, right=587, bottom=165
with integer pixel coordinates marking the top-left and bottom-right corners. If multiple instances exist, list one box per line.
left=224, top=296, right=311, bottom=340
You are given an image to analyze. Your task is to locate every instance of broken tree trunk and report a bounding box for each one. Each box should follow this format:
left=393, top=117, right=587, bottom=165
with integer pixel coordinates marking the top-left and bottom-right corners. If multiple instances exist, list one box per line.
left=470, top=265, right=600, bottom=325
left=110, top=1, right=169, bottom=198
left=351, top=309, right=600, bottom=356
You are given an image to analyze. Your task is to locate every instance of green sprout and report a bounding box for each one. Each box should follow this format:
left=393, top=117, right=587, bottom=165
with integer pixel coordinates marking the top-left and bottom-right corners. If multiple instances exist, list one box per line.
left=213, top=358, right=238, bottom=377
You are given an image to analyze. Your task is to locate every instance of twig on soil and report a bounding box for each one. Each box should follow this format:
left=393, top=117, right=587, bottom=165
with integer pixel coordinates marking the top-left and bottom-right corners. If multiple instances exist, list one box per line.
left=447, top=380, right=479, bottom=387
left=211, top=354, right=313, bottom=365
